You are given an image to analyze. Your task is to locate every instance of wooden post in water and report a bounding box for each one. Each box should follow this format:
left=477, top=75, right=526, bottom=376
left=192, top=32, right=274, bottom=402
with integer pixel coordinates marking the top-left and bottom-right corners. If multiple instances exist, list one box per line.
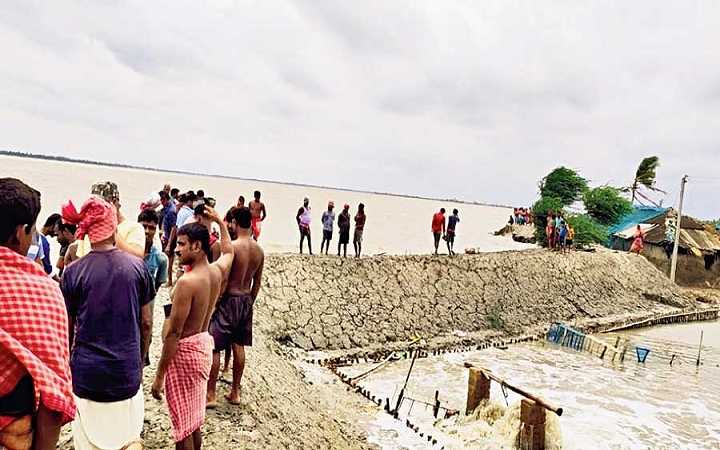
left=520, top=399, right=546, bottom=450
left=696, top=330, right=704, bottom=366
left=466, top=367, right=491, bottom=415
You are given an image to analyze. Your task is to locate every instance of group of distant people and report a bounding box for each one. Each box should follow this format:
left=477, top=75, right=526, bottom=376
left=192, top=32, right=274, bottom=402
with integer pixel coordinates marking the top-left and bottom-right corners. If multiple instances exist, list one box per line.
left=509, top=207, right=533, bottom=225
left=295, top=198, right=367, bottom=258
left=546, top=211, right=575, bottom=252
left=431, top=208, right=461, bottom=255
left=0, top=177, right=264, bottom=450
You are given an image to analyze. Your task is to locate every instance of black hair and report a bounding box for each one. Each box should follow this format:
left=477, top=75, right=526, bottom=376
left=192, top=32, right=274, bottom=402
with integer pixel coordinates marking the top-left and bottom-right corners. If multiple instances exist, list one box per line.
left=43, top=213, right=62, bottom=229
left=238, top=195, right=245, bottom=203
left=177, top=222, right=211, bottom=259
left=231, top=206, right=252, bottom=229
left=193, top=204, right=206, bottom=217
left=197, top=190, right=205, bottom=198
left=170, top=188, right=180, bottom=197
left=186, top=192, right=197, bottom=203
left=0, top=178, right=41, bottom=245
left=358, top=203, right=364, bottom=211
left=440, top=208, right=446, bottom=213
left=453, top=209, right=459, bottom=215
left=254, top=190, right=261, bottom=198
left=57, top=222, right=77, bottom=235
left=224, top=207, right=236, bottom=223
left=159, top=190, right=170, bottom=201
left=138, top=208, right=160, bottom=224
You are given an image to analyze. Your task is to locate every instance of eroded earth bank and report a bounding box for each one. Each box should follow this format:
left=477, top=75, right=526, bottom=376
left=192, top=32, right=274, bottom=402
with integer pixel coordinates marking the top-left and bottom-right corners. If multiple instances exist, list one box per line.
left=60, top=248, right=715, bottom=449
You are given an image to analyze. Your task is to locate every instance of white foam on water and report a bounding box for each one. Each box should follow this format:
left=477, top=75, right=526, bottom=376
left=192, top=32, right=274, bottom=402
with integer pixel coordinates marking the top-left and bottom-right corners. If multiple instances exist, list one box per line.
left=344, top=320, right=720, bottom=449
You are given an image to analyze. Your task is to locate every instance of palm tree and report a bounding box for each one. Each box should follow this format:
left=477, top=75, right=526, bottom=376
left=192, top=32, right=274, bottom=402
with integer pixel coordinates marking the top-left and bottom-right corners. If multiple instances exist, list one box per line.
left=630, top=156, right=665, bottom=204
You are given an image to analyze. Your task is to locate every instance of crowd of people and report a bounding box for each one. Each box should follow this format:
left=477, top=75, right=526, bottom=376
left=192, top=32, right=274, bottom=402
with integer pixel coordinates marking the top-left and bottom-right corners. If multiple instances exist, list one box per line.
left=509, top=207, right=533, bottom=226
left=295, top=198, right=367, bottom=258
left=545, top=211, right=575, bottom=252
left=0, top=177, right=264, bottom=450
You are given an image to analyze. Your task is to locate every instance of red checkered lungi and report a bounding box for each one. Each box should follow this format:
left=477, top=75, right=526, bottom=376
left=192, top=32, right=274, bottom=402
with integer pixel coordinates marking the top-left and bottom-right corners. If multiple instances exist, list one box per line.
left=0, top=247, right=75, bottom=430
left=165, top=332, right=213, bottom=442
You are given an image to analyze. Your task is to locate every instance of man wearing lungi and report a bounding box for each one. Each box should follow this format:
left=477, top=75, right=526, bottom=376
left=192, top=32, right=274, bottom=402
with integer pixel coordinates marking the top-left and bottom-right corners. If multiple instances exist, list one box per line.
left=61, top=196, right=155, bottom=450
left=152, top=207, right=234, bottom=449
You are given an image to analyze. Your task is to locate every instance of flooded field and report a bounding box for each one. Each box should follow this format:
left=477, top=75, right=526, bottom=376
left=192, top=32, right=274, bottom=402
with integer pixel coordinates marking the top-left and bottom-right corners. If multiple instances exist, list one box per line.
left=338, top=320, right=720, bottom=449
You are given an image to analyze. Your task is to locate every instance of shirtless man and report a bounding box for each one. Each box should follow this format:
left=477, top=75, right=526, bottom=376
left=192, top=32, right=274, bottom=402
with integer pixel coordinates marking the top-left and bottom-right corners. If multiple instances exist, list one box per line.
left=151, top=207, right=233, bottom=450
left=248, top=191, right=266, bottom=241
left=207, top=207, right=264, bottom=406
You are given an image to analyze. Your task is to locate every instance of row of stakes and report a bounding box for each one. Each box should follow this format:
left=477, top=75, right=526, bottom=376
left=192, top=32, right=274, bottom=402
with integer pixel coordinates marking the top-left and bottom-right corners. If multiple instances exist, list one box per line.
left=319, top=334, right=543, bottom=449
left=329, top=363, right=445, bottom=448
left=305, top=334, right=543, bottom=368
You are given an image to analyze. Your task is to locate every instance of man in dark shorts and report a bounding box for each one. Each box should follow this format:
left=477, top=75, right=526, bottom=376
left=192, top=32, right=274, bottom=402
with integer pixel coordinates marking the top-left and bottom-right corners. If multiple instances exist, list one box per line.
left=207, top=207, right=264, bottom=406
left=431, top=208, right=446, bottom=255
left=446, top=209, right=460, bottom=256
left=353, top=203, right=366, bottom=258
left=337, top=204, right=351, bottom=257
left=320, top=201, right=335, bottom=255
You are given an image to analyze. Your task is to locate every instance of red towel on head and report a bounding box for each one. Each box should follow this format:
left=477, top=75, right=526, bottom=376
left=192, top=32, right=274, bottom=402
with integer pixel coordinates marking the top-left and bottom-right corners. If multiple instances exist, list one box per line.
left=0, top=247, right=75, bottom=430
left=62, top=197, right=117, bottom=243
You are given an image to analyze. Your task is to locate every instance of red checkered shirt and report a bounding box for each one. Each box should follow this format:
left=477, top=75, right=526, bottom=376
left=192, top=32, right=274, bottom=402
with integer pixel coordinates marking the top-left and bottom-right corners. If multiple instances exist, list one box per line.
left=0, top=246, right=75, bottom=429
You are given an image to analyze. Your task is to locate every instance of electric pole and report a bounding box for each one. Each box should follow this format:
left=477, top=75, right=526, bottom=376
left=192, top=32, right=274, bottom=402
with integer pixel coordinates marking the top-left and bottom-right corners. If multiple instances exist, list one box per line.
left=669, top=175, right=688, bottom=283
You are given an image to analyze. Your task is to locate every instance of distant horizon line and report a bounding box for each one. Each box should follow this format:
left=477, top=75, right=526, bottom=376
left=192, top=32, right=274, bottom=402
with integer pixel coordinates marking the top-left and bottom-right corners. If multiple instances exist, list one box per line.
left=1, top=150, right=517, bottom=209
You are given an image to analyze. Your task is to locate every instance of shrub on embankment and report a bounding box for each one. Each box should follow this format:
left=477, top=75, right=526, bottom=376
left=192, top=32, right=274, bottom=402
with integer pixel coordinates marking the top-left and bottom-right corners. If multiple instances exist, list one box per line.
left=258, top=250, right=692, bottom=350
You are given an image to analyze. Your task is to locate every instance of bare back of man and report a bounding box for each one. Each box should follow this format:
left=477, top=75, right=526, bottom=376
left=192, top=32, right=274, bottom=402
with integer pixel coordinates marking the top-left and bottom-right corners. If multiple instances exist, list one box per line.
left=226, top=236, right=264, bottom=296
left=207, top=207, right=264, bottom=406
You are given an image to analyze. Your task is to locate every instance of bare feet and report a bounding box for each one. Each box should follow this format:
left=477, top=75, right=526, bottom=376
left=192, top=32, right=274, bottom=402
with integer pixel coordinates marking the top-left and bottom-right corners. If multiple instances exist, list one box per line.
left=206, top=393, right=217, bottom=409
left=225, top=392, right=241, bottom=405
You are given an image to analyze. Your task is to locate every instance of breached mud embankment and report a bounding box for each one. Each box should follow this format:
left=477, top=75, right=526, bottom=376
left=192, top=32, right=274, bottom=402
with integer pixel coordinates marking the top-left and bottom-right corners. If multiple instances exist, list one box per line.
left=60, top=249, right=700, bottom=449
left=261, top=248, right=693, bottom=352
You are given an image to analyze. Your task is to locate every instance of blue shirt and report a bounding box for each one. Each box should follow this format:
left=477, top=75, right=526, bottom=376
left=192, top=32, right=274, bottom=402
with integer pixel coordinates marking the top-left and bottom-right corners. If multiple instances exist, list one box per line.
left=39, top=234, right=52, bottom=274
left=62, top=248, right=155, bottom=402
left=161, top=202, right=177, bottom=238
left=447, top=215, right=460, bottom=232
left=144, top=246, right=168, bottom=289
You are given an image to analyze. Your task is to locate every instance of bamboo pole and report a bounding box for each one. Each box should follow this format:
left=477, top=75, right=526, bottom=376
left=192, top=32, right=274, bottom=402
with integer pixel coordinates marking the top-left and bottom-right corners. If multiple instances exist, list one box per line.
left=464, top=362, right=563, bottom=416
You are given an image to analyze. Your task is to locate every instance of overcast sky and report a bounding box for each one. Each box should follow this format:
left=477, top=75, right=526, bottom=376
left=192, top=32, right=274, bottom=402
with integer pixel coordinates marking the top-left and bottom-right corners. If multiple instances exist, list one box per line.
left=2, top=1, right=719, bottom=218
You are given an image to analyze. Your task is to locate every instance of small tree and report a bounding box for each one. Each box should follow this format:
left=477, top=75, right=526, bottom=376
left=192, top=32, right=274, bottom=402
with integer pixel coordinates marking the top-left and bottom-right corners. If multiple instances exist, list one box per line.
left=539, top=167, right=588, bottom=206
left=566, top=214, right=608, bottom=246
left=532, top=196, right=564, bottom=246
left=583, top=186, right=634, bottom=225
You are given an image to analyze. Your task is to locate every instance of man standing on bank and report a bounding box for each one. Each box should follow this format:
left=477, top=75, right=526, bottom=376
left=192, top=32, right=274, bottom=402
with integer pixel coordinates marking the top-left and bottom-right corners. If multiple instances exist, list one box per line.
left=207, top=207, right=264, bottom=407
left=337, top=204, right=351, bottom=257
left=0, top=178, right=75, bottom=450
left=248, top=191, right=266, bottom=241
left=320, top=201, right=335, bottom=255
left=431, top=208, right=446, bottom=255
left=296, top=198, right=312, bottom=255
left=353, top=203, right=366, bottom=258
left=61, top=196, right=154, bottom=450
left=152, top=207, right=233, bottom=450
left=446, top=209, right=460, bottom=256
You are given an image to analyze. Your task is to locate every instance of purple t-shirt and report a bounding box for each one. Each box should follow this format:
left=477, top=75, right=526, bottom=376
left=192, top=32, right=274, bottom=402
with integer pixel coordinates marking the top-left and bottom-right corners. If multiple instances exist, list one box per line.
left=61, top=248, right=155, bottom=402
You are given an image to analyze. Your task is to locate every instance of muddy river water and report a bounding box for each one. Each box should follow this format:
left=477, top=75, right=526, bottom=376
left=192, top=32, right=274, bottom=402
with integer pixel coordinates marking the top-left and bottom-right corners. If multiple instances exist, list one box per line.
left=339, top=320, right=720, bottom=449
